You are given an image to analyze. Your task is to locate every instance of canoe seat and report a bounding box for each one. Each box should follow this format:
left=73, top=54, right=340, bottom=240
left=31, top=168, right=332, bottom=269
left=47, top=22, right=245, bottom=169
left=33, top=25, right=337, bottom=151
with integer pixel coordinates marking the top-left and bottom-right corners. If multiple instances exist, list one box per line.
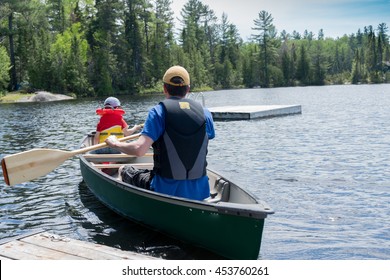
left=205, top=178, right=230, bottom=203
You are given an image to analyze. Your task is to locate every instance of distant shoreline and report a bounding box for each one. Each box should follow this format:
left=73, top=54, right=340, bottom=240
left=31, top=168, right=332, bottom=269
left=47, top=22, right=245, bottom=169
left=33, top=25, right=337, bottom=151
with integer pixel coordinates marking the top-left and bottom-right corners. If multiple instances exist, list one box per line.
left=0, top=91, right=75, bottom=103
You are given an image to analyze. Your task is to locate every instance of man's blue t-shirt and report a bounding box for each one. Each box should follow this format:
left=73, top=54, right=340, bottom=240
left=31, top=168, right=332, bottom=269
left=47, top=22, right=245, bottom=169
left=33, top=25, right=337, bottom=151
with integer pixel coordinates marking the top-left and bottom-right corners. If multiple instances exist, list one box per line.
left=141, top=99, right=215, bottom=201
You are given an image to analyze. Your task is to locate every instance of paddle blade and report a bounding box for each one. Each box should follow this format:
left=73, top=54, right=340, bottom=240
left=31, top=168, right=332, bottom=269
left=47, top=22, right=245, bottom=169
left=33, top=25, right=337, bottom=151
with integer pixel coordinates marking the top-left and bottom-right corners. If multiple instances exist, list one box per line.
left=1, top=149, right=72, bottom=186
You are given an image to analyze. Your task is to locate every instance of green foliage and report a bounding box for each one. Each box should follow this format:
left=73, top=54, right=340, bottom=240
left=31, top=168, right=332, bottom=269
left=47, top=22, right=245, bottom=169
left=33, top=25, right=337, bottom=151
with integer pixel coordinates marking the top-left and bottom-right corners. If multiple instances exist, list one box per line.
left=0, top=46, right=11, bottom=94
left=0, top=1, right=389, bottom=97
left=51, top=23, right=88, bottom=64
left=50, top=22, right=90, bottom=95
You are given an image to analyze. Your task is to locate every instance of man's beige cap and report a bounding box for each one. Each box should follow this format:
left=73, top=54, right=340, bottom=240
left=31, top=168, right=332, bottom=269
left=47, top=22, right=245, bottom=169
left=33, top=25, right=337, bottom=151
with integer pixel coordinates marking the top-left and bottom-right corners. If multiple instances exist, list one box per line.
left=163, top=66, right=190, bottom=86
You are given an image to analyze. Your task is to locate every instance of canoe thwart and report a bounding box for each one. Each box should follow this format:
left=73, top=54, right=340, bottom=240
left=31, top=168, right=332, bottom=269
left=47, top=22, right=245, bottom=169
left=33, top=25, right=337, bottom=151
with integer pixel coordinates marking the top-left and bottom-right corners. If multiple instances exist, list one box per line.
left=92, top=163, right=153, bottom=169
left=83, top=153, right=153, bottom=159
left=83, top=153, right=153, bottom=163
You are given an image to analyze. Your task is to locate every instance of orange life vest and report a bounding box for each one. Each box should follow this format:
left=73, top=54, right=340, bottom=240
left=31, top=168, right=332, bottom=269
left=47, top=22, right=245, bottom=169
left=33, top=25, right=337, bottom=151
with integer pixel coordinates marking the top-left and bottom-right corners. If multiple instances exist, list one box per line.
left=96, top=108, right=125, bottom=116
left=96, top=108, right=126, bottom=143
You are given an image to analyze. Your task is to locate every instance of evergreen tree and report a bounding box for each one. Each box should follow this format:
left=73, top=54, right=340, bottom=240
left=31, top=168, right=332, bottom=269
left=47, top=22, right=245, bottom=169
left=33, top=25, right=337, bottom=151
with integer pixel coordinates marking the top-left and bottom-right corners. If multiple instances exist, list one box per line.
left=1, top=0, right=35, bottom=90
left=377, top=23, right=389, bottom=74
left=365, top=26, right=381, bottom=82
left=292, top=30, right=301, bottom=40
left=318, top=29, right=324, bottom=40
left=28, top=27, right=52, bottom=90
left=296, top=43, right=311, bottom=85
left=151, top=0, right=175, bottom=82
left=351, top=48, right=364, bottom=84
left=46, top=0, right=66, bottom=33
left=179, top=0, right=213, bottom=89
left=251, top=10, right=277, bottom=87
left=280, top=41, right=291, bottom=86
left=312, top=40, right=326, bottom=85
left=215, top=13, right=242, bottom=88
left=241, top=43, right=257, bottom=87
left=87, top=0, right=121, bottom=95
left=290, top=43, right=298, bottom=83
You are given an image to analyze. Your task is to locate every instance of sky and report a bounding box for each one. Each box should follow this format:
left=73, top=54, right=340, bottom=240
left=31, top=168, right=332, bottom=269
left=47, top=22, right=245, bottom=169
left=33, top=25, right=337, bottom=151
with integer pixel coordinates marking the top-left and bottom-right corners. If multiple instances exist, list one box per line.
left=170, top=0, right=390, bottom=40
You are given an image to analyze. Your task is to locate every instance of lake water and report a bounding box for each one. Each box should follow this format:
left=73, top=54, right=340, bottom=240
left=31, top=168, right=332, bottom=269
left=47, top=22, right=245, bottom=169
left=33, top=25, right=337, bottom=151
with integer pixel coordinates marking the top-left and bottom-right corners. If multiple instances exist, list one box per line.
left=1, top=84, right=389, bottom=260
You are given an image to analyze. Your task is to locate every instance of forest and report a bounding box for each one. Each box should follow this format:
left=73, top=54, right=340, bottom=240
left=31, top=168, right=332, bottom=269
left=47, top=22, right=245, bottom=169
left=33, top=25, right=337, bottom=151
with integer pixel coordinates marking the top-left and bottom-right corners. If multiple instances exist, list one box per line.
left=0, top=0, right=389, bottom=97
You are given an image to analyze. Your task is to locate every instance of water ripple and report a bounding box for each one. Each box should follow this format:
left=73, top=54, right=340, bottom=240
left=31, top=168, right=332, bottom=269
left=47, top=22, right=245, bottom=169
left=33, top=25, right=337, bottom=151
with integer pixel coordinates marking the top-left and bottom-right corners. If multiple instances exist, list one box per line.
left=1, top=85, right=390, bottom=259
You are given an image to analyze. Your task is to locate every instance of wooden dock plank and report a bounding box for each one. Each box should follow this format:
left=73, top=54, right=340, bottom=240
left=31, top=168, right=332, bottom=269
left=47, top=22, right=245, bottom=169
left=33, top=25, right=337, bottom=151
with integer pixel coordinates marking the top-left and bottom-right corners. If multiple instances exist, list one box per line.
left=22, top=233, right=155, bottom=260
left=0, top=232, right=157, bottom=260
left=0, top=240, right=85, bottom=260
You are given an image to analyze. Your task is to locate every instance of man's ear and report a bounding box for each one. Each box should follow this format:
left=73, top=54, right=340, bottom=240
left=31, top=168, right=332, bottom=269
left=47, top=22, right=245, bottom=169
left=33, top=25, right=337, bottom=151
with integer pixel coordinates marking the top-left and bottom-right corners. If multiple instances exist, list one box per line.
left=163, top=84, right=173, bottom=98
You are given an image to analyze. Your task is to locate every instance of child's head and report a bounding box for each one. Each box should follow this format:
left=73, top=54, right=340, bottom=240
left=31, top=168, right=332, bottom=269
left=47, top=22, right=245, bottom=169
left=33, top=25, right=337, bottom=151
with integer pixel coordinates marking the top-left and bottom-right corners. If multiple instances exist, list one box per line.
left=104, top=97, right=121, bottom=109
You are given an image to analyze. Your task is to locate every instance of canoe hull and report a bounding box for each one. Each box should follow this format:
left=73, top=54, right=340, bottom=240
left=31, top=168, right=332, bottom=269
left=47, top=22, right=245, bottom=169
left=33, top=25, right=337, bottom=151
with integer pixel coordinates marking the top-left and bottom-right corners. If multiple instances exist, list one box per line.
left=80, top=158, right=266, bottom=259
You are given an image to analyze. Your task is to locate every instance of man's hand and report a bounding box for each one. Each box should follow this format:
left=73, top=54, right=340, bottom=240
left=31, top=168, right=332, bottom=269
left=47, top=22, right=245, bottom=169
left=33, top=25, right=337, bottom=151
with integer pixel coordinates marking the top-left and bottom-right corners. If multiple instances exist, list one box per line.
left=132, top=124, right=143, bottom=131
left=124, top=123, right=143, bottom=136
left=105, top=135, right=120, bottom=147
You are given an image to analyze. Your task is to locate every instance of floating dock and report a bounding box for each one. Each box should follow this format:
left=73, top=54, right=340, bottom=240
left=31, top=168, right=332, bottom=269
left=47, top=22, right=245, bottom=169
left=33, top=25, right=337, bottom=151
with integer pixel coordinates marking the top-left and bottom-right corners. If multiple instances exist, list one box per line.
left=0, top=231, right=157, bottom=260
left=209, top=105, right=302, bottom=120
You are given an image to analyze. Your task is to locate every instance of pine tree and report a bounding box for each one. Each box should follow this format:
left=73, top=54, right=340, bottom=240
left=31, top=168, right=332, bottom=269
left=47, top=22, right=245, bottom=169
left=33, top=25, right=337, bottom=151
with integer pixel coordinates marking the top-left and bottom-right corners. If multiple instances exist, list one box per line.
left=1, top=0, right=34, bottom=90
left=87, top=0, right=121, bottom=95
left=179, top=0, right=213, bottom=89
left=151, top=0, right=175, bottom=82
left=312, top=41, right=326, bottom=85
left=296, top=43, right=311, bottom=85
left=251, top=10, right=277, bottom=88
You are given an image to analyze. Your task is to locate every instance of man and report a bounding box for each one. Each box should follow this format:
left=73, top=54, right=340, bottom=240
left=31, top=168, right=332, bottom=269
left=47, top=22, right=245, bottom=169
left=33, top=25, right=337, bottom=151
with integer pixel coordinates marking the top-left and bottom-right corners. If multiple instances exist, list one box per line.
left=105, top=65, right=215, bottom=200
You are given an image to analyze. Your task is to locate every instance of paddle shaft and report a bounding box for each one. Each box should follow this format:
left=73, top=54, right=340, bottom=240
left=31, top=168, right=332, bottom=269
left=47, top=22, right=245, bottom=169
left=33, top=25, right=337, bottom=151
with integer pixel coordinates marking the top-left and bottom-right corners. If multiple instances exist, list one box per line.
left=71, top=132, right=141, bottom=156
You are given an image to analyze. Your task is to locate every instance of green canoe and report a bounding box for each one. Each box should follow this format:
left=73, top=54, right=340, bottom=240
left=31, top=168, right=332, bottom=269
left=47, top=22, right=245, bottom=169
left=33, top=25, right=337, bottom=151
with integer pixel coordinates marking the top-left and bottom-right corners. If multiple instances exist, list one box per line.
left=79, top=134, right=274, bottom=259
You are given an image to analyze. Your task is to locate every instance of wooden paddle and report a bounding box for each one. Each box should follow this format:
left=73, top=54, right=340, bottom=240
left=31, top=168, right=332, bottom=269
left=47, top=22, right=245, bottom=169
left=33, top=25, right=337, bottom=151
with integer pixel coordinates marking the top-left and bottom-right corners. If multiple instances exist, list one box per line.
left=1, top=133, right=141, bottom=186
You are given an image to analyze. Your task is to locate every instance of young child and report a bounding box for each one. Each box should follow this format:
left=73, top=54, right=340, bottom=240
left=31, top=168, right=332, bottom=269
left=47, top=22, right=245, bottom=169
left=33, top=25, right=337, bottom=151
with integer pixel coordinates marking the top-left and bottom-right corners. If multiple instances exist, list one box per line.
left=94, top=97, right=141, bottom=154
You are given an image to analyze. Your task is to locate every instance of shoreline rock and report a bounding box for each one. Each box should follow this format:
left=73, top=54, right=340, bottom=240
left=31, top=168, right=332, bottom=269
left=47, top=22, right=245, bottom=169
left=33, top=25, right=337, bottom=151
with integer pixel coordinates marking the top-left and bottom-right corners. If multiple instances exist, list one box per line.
left=17, top=91, right=75, bottom=103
